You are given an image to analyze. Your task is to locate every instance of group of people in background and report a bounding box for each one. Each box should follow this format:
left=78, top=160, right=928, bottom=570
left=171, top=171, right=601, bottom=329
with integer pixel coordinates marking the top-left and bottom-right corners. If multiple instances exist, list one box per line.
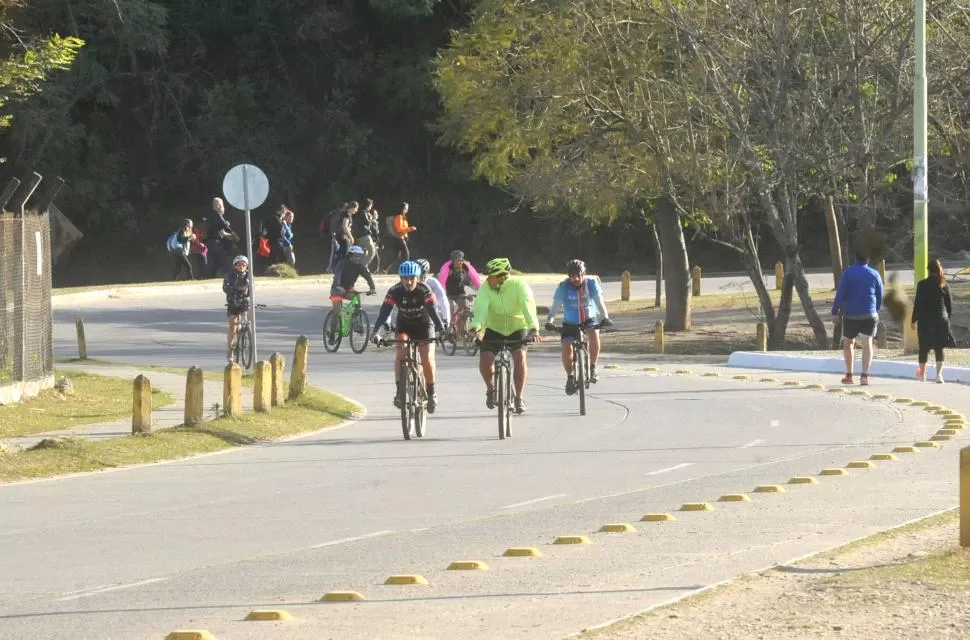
left=323, top=199, right=415, bottom=273
left=832, top=250, right=956, bottom=385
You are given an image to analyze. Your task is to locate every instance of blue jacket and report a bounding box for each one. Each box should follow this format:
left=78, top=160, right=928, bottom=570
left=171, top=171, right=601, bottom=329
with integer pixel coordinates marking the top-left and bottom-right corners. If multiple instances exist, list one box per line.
left=547, top=277, right=609, bottom=325
left=832, top=261, right=883, bottom=319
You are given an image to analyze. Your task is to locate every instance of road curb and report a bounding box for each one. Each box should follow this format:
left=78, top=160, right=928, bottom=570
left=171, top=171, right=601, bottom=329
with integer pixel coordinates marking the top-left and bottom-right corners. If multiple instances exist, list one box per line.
left=727, top=351, right=970, bottom=383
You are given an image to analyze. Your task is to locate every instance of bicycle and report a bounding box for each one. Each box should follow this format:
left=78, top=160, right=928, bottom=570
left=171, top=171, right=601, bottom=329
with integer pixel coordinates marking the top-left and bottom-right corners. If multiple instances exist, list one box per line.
left=229, top=303, right=266, bottom=370
left=441, top=295, right=478, bottom=357
left=323, top=291, right=374, bottom=354
left=551, top=321, right=602, bottom=416
left=377, top=335, right=438, bottom=440
left=475, top=336, right=529, bottom=440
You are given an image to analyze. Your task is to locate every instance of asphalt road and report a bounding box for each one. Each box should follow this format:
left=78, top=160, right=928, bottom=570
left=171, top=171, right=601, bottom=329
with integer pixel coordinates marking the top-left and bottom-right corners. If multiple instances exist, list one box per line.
left=1, top=274, right=956, bottom=640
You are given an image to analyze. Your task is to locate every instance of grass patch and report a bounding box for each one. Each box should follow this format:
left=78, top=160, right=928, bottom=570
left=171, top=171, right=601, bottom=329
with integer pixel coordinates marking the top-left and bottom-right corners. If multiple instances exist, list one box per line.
left=827, top=547, right=970, bottom=590
left=0, top=386, right=358, bottom=482
left=609, top=287, right=839, bottom=316
left=264, top=263, right=299, bottom=278
left=0, top=371, right=174, bottom=439
left=55, top=359, right=256, bottom=387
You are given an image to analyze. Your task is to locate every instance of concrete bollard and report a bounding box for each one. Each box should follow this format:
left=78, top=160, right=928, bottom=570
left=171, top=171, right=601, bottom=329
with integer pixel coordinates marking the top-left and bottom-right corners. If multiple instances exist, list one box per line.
left=876, top=321, right=888, bottom=349
left=654, top=320, right=664, bottom=353
left=962, top=446, right=970, bottom=547
left=75, top=316, right=87, bottom=360
left=132, top=375, right=152, bottom=434
left=253, top=360, right=271, bottom=413
left=903, top=303, right=918, bottom=352
left=621, top=270, right=631, bottom=302
left=289, top=335, right=310, bottom=399
left=184, top=367, right=204, bottom=427
left=270, top=352, right=285, bottom=407
left=756, top=321, right=767, bottom=352
left=691, top=266, right=701, bottom=297
left=879, top=259, right=886, bottom=284
left=223, top=363, right=242, bottom=417
left=774, top=262, right=784, bottom=290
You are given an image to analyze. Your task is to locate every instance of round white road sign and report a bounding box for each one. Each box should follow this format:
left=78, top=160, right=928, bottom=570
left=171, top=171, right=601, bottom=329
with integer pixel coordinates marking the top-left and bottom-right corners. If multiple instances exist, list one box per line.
left=222, top=164, right=269, bottom=211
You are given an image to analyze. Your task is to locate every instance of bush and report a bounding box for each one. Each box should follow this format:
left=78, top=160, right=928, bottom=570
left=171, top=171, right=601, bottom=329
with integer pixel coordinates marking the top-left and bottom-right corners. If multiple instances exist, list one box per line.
left=264, top=263, right=299, bottom=278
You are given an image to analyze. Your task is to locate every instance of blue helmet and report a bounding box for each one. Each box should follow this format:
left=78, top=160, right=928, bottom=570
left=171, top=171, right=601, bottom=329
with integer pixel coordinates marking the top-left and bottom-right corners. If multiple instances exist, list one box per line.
left=398, top=261, right=422, bottom=277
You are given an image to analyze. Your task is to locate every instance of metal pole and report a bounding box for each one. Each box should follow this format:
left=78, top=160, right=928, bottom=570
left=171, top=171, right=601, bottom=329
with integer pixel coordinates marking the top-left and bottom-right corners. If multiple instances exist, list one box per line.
left=242, top=166, right=258, bottom=366
left=913, top=0, right=929, bottom=283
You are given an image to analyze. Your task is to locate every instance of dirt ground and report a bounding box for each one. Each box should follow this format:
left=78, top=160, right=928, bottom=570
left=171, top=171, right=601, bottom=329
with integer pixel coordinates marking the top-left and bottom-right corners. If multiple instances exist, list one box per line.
left=581, top=513, right=969, bottom=640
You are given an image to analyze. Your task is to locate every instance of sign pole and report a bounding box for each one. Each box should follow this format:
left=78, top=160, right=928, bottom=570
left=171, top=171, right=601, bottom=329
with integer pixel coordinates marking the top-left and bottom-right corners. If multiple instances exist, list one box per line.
left=242, top=165, right=258, bottom=364
left=914, top=0, right=928, bottom=284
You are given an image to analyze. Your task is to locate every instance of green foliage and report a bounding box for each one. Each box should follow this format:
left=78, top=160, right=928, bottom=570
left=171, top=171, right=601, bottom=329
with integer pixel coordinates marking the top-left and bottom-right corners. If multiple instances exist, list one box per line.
left=369, top=0, right=441, bottom=18
left=0, top=33, right=84, bottom=129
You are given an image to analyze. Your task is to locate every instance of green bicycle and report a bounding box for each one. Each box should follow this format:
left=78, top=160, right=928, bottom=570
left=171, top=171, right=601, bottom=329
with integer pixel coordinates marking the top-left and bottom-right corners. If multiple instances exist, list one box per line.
left=323, top=291, right=374, bottom=354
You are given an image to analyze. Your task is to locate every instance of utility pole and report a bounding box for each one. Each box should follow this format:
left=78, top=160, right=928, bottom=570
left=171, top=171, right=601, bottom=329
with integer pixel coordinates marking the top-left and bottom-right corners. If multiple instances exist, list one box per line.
left=913, top=0, right=928, bottom=283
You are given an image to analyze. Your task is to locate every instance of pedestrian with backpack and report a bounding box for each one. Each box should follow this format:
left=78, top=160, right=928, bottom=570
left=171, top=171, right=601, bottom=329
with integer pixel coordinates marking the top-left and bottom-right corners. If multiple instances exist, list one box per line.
left=388, top=202, right=415, bottom=268
left=168, top=218, right=196, bottom=281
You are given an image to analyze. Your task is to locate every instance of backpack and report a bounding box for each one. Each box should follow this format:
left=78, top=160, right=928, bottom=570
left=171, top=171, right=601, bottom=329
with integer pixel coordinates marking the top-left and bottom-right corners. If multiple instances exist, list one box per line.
left=320, top=209, right=341, bottom=235
left=385, top=214, right=397, bottom=238
left=166, top=232, right=181, bottom=254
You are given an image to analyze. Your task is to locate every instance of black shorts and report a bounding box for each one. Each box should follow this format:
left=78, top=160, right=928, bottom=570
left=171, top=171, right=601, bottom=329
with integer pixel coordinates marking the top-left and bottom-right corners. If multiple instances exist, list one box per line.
left=227, top=299, right=250, bottom=317
left=396, top=321, right=432, bottom=342
left=480, top=328, right=527, bottom=354
left=842, top=317, right=876, bottom=340
left=560, top=322, right=596, bottom=343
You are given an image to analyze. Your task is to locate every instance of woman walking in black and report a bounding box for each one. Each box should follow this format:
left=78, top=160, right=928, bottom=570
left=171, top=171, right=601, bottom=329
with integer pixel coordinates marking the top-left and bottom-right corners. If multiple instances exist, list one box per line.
left=912, top=258, right=954, bottom=383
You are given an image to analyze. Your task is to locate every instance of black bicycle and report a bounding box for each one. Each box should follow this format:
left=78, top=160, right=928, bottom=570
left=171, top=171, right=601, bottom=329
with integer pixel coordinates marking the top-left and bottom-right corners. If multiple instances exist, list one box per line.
left=475, top=337, right=530, bottom=440
left=551, top=321, right=602, bottom=416
left=377, top=335, right=437, bottom=440
left=229, top=303, right=266, bottom=370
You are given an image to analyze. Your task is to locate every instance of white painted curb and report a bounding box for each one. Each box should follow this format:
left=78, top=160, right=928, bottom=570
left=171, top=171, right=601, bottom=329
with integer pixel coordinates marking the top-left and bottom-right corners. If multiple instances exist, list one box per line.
left=727, top=351, right=970, bottom=383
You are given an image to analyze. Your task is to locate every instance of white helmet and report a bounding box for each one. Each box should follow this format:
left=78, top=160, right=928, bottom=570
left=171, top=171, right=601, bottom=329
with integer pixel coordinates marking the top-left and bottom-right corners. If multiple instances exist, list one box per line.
left=233, top=255, right=249, bottom=266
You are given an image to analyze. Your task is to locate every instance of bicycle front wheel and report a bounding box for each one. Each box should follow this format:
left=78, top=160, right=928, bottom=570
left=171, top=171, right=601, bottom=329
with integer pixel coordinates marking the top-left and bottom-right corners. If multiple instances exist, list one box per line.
left=240, top=326, right=254, bottom=371
left=496, top=364, right=508, bottom=440
left=400, top=362, right=413, bottom=440
left=349, top=308, right=371, bottom=354
left=576, top=347, right=587, bottom=416
left=322, top=310, right=342, bottom=353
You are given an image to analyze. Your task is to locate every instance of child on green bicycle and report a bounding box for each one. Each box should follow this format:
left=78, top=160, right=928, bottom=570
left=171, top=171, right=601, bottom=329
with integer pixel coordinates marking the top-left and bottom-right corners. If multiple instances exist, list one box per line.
left=223, top=255, right=252, bottom=364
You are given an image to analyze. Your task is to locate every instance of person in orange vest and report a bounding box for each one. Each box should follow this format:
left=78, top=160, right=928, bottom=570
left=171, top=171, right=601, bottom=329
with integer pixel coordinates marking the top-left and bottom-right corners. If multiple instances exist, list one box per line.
left=391, top=202, right=416, bottom=265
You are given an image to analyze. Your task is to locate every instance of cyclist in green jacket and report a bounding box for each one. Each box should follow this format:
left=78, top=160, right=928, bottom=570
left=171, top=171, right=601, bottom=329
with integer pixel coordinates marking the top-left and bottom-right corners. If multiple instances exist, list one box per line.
left=467, top=257, right=542, bottom=414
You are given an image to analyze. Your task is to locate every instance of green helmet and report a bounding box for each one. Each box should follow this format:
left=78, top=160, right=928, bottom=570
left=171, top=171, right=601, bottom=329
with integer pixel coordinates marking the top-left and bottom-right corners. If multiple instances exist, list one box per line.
left=485, top=257, right=512, bottom=276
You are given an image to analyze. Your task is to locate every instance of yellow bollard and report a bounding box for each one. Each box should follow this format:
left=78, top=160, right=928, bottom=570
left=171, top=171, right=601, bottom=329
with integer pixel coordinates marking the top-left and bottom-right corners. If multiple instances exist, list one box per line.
left=691, top=266, right=701, bottom=297
left=289, top=335, right=310, bottom=399
left=184, top=367, right=204, bottom=427
left=962, top=446, right=970, bottom=547
left=774, top=262, right=784, bottom=290
left=756, top=321, right=767, bottom=352
left=654, top=320, right=664, bottom=353
left=132, top=375, right=152, bottom=434
left=621, top=270, right=631, bottom=301
left=270, top=352, right=286, bottom=407
left=223, top=363, right=242, bottom=417
left=75, top=316, right=87, bottom=360
left=253, top=360, right=271, bottom=413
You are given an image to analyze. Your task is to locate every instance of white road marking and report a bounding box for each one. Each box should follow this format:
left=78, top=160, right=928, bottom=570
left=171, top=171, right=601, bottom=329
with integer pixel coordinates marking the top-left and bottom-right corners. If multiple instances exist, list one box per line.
left=54, top=577, right=168, bottom=602
left=645, top=463, right=694, bottom=476
left=500, top=494, right=567, bottom=509
left=308, top=530, right=393, bottom=549
left=741, top=438, right=766, bottom=448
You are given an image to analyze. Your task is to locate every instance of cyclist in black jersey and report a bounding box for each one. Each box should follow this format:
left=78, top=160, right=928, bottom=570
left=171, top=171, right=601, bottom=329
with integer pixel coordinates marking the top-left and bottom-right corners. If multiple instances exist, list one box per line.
left=372, top=260, right=446, bottom=413
left=328, top=245, right=376, bottom=335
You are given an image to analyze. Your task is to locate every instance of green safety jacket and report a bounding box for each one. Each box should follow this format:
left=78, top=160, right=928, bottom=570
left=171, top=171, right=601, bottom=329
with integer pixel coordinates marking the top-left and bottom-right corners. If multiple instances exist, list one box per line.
left=469, top=276, right=540, bottom=335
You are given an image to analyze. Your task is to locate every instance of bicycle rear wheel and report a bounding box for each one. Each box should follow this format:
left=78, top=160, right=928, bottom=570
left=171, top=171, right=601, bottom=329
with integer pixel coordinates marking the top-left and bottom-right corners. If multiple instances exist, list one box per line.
left=400, top=362, right=412, bottom=441
left=322, top=310, right=342, bottom=353
left=576, top=347, right=587, bottom=416
left=496, top=364, right=509, bottom=440
left=442, top=328, right=458, bottom=356
left=349, top=308, right=371, bottom=354
left=240, top=326, right=254, bottom=370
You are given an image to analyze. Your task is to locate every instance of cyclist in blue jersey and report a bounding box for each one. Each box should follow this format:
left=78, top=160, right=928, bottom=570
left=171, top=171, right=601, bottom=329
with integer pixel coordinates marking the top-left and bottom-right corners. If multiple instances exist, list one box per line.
left=544, top=259, right=613, bottom=395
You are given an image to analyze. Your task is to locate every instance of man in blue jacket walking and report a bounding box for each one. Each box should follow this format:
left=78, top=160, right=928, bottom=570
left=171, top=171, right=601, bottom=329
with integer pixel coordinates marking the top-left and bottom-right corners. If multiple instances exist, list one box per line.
left=831, top=250, right=884, bottom=385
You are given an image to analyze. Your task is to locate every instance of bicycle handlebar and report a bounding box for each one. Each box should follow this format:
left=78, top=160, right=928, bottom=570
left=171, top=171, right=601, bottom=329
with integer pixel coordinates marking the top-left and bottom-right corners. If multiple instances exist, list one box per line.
left=376, top=337, right=439, bottom=347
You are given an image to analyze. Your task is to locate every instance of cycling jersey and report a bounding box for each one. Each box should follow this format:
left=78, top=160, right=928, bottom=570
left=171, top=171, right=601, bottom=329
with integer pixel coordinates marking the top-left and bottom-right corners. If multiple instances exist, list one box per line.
left=373, top=282, right=445, bottom=333
left=330, top=257, right=376, bottom=295
left=437, top=260, right=482, bottom=297
left=223, top=270, right=251, bottom=302
left=547, top=276, right=609, bottom=326
left=424, top=276, right=451, bottom=328
left=469, top=276, right=539, bottom=335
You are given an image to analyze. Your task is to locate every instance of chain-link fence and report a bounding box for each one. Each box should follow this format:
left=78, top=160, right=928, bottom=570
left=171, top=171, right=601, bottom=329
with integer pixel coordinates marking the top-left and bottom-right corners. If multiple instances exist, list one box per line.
left=0, top=212, right=54, bottom=394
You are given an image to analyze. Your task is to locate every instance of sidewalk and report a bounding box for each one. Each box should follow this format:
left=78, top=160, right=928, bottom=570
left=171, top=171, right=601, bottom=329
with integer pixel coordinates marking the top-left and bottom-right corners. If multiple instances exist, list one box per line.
left=0, top=364, right=254, bottom=452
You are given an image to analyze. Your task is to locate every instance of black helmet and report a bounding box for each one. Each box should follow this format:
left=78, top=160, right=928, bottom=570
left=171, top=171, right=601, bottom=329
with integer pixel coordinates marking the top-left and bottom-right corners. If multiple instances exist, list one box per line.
left=566, top=259, right=586, bottom=276
left=450, top=249, right=465, bottom=261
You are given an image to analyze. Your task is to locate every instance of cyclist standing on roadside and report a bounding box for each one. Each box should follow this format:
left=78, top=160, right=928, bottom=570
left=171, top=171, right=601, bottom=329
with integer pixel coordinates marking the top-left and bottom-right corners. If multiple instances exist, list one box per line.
left=544, top=259, right=614, bottom=395
left=467, top=258, right=542, bottom=414
left=223, top=255, right=252, bottom=364
left=327, top=245, right=376, bottom=337
left=372, top=261, right=446, bottom=413
left=414, top=258, right=451, bottom=333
